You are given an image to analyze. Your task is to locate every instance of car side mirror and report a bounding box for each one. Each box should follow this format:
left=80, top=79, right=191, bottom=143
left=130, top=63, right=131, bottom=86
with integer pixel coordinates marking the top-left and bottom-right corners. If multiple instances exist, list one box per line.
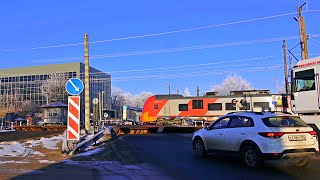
left=204, top=125, right=211, bottom=130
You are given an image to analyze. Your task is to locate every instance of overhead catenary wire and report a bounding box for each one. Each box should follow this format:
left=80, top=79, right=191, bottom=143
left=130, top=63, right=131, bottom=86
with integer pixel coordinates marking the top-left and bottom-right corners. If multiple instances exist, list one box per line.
left=30, top=34, right=317, bottom=64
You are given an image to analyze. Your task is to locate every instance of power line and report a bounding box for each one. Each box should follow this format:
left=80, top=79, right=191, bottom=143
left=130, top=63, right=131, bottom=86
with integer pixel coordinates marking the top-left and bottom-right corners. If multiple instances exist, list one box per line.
left=2, top=10, right=319, bottom=52
left=0, top=56, right=279, bottom=77
left=111, top=65, right=282, bottom=82
left=309, top=37, right=320, bottom=46
left=79, top=56, right=275, bottom=75
left=31, top=35, right=312, bottom=63
left=88, top=12, right=299, bottom=44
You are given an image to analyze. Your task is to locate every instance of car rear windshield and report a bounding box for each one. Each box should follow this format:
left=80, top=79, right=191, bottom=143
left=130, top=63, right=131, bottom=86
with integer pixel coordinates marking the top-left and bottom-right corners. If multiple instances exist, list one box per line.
left=262, top=116, right=308, bottom=127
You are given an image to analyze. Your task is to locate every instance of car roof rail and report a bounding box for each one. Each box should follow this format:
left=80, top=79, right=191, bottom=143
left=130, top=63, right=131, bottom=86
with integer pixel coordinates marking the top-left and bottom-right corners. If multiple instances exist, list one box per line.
left=266, top=111, right=294, bottom=115
left=226, top=111, right=264, bottom=115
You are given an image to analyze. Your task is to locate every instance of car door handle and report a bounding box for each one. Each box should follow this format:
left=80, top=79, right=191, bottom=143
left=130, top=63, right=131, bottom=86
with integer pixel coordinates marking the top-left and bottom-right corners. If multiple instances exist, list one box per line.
left=219, top=133, right=223, bottom=135
left=240, top=133, right=246, bottom=135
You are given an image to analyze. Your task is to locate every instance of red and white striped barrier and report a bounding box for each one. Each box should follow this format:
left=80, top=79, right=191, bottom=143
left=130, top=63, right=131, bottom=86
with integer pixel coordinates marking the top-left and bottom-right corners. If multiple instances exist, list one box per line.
left=67, top=96, right=80, bottom=140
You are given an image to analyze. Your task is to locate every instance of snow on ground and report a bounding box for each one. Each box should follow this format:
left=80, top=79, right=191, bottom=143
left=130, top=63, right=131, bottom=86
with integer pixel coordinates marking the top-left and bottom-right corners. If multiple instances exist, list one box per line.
left=0, top=130, right=15, bottom=133
left=33, top=151, right=45, bottom=157
left=76, top=147, right=105, bottom=157
left=0, top=134, right=64, bottom=157
left=38, top=160, right=56, bottom=164
left=0, top=142, right=31, bottom=157
left=0, top=160, right=29, bottom=164
left=25, top=135, right=64, bottom=150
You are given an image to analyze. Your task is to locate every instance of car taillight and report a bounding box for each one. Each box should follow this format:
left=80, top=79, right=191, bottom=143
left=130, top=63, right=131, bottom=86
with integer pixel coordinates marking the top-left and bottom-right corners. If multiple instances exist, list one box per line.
left=309, top=131, right=317, bottom=137
left=258, top=132, right=284, bottom=138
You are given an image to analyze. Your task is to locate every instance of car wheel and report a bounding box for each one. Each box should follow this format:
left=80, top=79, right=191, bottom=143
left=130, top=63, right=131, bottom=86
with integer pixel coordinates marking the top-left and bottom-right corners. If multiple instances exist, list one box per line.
left=289, top=157, right=310, bottom=167
left=241, top=146, right=263, bottom=168
left=193, top=139, right=207, bottom=158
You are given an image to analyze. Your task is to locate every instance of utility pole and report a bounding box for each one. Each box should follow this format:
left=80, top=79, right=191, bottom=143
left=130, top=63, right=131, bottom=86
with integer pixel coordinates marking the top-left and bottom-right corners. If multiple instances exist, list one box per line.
left=168, top=82, right=171, bottom=95
left=98, top=92, right=102, bottom=123
left=84, top=34, right=90, bottom=134
left=101, top=91, right=105, bottom=123
left=283, top=40, right=289, bottom=94
left=298, top=3, right=309, bottom=60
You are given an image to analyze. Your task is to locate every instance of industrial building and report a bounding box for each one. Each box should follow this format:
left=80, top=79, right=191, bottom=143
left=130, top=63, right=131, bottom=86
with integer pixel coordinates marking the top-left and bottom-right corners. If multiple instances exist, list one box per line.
left=0, top=62, right=111, bottom=124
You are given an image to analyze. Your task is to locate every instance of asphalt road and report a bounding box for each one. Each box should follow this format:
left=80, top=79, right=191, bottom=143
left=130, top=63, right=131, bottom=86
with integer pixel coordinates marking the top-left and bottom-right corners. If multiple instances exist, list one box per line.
left=119, top=133, right=320, bottom=180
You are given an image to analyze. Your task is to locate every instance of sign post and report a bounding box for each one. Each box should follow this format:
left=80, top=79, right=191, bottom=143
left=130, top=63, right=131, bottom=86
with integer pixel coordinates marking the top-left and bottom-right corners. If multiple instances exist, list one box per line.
left=92, top=98, right=99, bottom=134
left=67, top=96, right=80, bottom=140
left=65, top=78, right=84, bottom=140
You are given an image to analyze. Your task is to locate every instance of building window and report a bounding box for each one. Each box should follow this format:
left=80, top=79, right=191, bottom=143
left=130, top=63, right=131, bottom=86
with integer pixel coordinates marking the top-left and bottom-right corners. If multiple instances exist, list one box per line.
left=208, top=103, right=222, bottom=111
left=154, top=104, right=158, bottom=109
left=254, top=102, right=269, bottom=111
left=226, top=103, right=236, bottom=110
left=192, top=100, right=203, bottom=109
left=179, top=104, right=188, bottom=111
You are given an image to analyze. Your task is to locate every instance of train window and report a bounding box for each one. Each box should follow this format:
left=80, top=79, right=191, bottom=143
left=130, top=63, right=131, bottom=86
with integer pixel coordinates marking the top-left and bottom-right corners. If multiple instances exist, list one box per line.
left=179, top=104, right=188, bottom=111
left=239, top=103, right=250, bottom=110
left=192, top=100, right=203, bottom=109
left=226, top=103, right=236, bottom=110
left=154, top=104, right=158, bottom=109
left=254, top=102, right=269, bottom=111
left=208, top=103, right=222, bottom=111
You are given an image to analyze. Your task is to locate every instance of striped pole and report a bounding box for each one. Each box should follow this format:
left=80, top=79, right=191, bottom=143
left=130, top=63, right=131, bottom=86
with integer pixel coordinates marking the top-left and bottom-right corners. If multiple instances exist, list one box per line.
left=68, top=96, right=80, bottom=140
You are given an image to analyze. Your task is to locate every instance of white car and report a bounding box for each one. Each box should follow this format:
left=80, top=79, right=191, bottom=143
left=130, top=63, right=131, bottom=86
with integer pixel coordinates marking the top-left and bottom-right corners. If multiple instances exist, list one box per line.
left=192, top=112, right=319, bottom=167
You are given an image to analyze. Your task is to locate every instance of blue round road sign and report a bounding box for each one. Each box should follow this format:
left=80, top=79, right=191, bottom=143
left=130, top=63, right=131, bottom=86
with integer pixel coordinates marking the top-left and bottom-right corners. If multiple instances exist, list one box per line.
left=65, top=78, right=84, bottom=95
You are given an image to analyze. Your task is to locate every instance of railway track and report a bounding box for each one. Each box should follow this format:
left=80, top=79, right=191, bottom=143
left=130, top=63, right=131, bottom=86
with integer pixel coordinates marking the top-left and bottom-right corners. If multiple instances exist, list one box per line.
left=13, top=126, right=67, bottom=131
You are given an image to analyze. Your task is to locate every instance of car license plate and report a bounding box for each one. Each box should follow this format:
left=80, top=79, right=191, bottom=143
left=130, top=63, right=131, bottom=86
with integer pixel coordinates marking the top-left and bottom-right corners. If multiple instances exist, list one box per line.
left=288, top=135, right=306, bottom=141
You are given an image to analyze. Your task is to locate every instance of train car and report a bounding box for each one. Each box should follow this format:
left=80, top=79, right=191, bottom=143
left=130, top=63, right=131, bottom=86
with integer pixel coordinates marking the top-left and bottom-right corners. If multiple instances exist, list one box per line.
left=141, top=90, right=290, bottom=125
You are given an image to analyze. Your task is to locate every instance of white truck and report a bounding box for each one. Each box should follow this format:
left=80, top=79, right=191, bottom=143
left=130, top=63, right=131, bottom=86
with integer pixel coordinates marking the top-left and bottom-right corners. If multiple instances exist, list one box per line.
left=291, top=56, right=320, bottom=137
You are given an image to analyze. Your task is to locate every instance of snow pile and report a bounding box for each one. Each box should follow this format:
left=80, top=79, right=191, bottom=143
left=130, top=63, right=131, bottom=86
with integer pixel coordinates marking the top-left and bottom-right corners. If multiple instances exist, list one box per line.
left=25, top=135, right=64, bottom=150
left=76, top=147, right=104, bottom=157
left=0, top=135, right=63, bottom=157
left=0, top=141, right=46, bottom=157
left=0, top=142, right=32, bottom=157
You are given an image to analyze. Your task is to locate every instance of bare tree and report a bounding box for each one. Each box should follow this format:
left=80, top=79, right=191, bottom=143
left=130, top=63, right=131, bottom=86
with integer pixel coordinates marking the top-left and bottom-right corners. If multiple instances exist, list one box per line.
left=276, top=80, right=286, bottom=94
left=211, top=74, right=253, bottom=96
left=41, top=73, right=69, bottom=103
left=111, top=87, right=126, bottom=117
left=132, top=91, right=153, bottom=107
left=111, top=87, right=153, bottom=117
left=184, top=87, right=191, bottom=97
left=16, top=101, right=36, bottom=117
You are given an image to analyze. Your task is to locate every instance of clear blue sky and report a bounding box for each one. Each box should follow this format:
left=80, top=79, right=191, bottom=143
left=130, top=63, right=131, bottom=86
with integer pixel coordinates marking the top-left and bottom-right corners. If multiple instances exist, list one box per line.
left=1, top=0, right=320, bottom=95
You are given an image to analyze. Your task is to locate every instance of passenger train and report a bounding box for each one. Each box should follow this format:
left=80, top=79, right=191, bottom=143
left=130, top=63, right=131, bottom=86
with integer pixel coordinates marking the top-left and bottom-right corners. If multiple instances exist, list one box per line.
left=141, top=90, right=290, bottom=125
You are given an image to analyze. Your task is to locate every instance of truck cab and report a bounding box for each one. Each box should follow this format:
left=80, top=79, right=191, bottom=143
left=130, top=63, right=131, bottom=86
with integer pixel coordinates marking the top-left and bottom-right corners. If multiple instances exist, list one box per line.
left=292, top=56, right=320, bottom=135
